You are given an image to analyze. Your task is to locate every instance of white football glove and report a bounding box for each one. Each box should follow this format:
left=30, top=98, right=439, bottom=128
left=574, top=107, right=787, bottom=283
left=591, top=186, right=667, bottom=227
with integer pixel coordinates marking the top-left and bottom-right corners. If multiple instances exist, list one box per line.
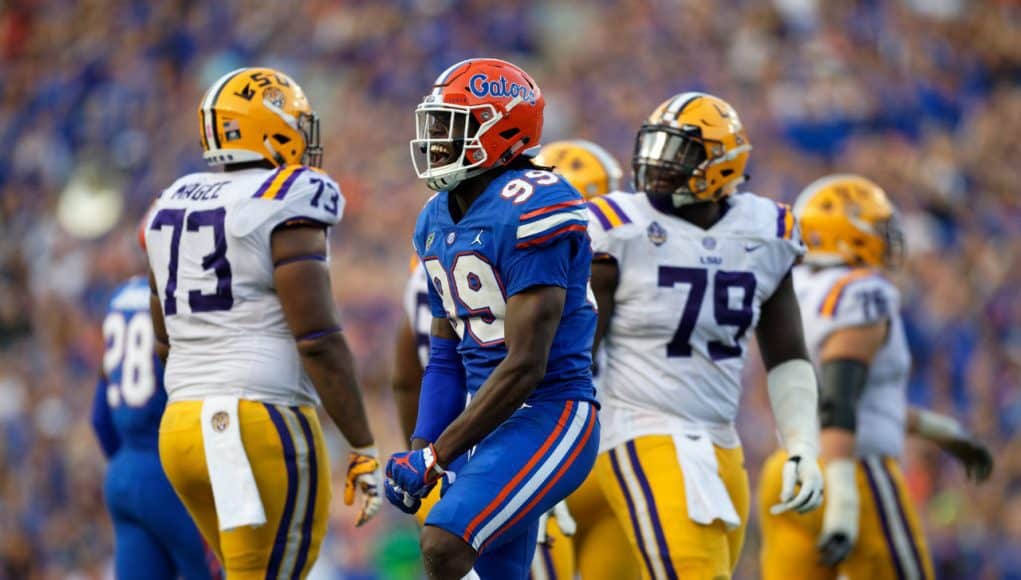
left=770, top=453, right=824, bottom=515
left=536, top=500, right=577, bottom=545
left=817, top=459, right=859, bottom=566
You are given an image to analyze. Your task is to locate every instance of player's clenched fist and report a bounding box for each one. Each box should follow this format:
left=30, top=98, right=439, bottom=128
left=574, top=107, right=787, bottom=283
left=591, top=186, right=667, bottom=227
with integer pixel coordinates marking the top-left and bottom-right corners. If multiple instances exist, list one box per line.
left=385, top=444, right=444, bottom=501
left=345, top=448, right=383, bottom=527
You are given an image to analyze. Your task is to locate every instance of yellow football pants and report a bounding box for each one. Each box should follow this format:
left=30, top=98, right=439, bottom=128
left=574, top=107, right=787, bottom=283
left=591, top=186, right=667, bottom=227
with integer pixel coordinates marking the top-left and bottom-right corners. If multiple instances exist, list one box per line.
left=159, top=400, right=331, bottom=579
left=529, top=470, right=638, bottom=580
left=759, top=451, right=934, bottom=580
left=595, top=435, right=749, bottom=580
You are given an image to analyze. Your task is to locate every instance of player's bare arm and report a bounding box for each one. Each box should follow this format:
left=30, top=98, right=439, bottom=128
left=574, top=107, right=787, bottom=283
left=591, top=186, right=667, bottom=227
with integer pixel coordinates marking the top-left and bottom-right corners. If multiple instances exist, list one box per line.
left=431, top=285, right=567, bottom=466
left=148, top=269, right=170, bottom=365
left=907, top=407, right=994, bottom=482
left=590, top=258, right=618, bottom=355
left=393, top=314, right=425, bottom=444
left=272, top=224, right=374, bottom=449
left=817, top=321, right=888, bottom=459
left=755, top=271, right=810, bottom=367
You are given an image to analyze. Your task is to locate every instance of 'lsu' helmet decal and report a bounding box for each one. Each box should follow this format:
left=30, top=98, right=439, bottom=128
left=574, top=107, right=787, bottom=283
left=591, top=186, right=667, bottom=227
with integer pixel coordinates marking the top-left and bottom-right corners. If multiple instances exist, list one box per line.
left=199, top=67, right=322, bottom=168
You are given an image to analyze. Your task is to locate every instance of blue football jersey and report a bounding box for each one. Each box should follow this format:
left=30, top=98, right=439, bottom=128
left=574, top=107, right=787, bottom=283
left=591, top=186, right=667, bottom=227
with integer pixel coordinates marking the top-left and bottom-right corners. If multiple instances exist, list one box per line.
left=98, top=276, right=167, bottom=451
left=412, top=167, right=597, bottom=403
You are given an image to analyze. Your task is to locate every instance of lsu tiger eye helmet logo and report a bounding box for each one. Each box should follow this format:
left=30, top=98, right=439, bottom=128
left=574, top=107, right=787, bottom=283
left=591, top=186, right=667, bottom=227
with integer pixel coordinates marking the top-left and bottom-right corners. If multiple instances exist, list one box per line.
left=534, top=140, right=623, bottom=199
left=198, top=67, right=322, bottom=168
left=633, top=92, right=751, bottom=207
left=410, top=58, right=545, bottom=191
left=794, top=174, right=904, bottom=268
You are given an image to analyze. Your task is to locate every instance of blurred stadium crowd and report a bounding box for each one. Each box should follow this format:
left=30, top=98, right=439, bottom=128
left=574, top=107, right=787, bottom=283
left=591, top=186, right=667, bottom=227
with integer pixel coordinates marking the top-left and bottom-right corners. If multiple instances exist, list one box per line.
left=0, top=0, right=1018, bottom=578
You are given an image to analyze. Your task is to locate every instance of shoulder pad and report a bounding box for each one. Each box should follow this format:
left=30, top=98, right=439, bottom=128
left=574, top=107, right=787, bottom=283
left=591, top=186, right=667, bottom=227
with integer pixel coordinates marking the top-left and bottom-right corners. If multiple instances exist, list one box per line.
left=228, top=166, right=344, bottom=238
left=818, top=268, right=899, bottom=320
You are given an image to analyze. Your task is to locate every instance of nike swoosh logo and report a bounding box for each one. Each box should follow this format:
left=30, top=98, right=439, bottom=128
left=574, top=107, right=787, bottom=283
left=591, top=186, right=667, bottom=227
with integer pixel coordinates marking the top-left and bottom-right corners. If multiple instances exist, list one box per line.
left=744, top=244, right=763, bottom=252
left=685, top=434, right=701, bottom=441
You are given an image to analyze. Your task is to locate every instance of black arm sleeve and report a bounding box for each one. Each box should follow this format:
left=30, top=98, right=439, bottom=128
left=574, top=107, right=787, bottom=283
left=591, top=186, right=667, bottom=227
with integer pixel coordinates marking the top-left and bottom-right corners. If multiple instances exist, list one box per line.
left=818, top=358, right=869, bottom=432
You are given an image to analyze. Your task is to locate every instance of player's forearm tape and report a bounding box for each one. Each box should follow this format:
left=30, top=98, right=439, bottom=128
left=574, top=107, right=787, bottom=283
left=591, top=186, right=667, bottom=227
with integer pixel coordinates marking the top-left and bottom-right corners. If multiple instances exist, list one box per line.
left=296, top=325, right=342, bottom=341
left=913, top=409, right=965, bottom=441
left=767, top=358, right=820, bottom=459
left=273, top=253, right=327, bottom=268
left=819, top=359, right=869, bottom=432
left=412, top=336, right=467, bottom=444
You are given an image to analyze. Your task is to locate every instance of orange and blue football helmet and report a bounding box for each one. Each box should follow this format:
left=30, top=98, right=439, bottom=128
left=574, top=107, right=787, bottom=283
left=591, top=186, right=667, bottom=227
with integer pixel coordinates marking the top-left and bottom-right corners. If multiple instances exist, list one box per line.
left=198, top=67, right=321, bottom=168
left=534, top=140, right=622, bottom=199
left=633, top=92, right=751, bottom=207
left=794, top=174, right=903, bottom=268
left=410, top=58, right=545, bottom=191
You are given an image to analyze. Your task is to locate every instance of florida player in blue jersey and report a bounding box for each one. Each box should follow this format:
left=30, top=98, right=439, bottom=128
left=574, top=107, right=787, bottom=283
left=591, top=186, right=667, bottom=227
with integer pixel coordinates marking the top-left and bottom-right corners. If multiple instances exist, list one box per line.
left=92, top=275, right=218, bottom=580
left=383, top=58, right=600, bottom=580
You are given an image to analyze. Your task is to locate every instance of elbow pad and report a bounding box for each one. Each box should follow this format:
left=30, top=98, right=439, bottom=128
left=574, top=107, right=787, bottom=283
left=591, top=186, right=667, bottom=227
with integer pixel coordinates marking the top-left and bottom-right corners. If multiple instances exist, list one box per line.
left=411, top=336, right=467, bottom=444
left=767, top=359, right=820, bottom=459
left=818, top=359, right=869, bottom=432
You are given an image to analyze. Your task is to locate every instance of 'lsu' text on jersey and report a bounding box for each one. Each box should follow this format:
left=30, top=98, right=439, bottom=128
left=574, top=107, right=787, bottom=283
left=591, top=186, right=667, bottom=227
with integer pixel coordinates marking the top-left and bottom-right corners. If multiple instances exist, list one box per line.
left=589, top=191, right=804, bottom=450
left=412, top=167, right=597, bottom=403
left=145, top=165, right=343, bottom=406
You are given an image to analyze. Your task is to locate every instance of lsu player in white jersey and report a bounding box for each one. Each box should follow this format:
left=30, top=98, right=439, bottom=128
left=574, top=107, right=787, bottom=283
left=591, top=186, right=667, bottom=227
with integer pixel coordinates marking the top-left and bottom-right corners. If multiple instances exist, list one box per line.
left=390, top=140, right=638, bottom=580
left=587, top=92, right=824, bottom=579
left=758, top=175, right=994, bottom=580
left=145, top=67, right=382, bottom=579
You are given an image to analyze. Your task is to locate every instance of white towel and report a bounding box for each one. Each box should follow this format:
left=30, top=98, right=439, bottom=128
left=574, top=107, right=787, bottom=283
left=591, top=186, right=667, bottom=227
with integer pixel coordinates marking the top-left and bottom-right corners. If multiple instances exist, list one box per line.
left=201, top=396, right=267, bottom=531
left=672, top=430, right=741, bottom=530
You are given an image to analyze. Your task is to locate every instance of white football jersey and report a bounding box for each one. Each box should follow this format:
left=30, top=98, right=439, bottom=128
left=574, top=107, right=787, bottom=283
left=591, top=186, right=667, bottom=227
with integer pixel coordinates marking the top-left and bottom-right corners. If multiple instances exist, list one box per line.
left=145, top=165, right=344, bottom=406
left=402, top=259, right=432, bottom=368
left=588, top=191, right=804, bottom=450
left=793, top=265, right=911, bottom=459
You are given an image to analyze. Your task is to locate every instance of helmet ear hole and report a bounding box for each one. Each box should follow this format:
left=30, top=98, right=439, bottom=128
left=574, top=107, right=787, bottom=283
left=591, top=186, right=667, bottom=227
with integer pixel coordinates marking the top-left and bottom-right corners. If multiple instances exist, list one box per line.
left=499, top=128, right=520, bottom=140
left=272, top=134, right=291, bottom=145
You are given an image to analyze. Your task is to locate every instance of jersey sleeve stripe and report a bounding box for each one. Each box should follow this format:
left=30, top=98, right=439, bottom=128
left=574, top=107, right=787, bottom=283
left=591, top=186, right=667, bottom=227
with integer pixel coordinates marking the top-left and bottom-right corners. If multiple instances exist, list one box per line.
left=267, top=166, right=308, bottom=200
left=587, top=200, right=613, bottom=230
left=590, top=197, right=631, bottom=228
left=516, top=209, right=589, bottom=240
left=519, top=198, right=586, bottom=221
left=775, top=203, right=795, bottom=239
left=252, top=167, right=284, bottom=198
left=516, top=224, right=587, bottom=249
left=819, top=268, right=875, bottom=317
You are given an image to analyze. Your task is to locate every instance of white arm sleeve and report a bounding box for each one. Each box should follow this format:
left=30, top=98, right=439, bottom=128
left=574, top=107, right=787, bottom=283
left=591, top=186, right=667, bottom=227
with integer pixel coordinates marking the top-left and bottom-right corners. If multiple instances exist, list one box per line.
left=767, top=358, right=820, bottom=459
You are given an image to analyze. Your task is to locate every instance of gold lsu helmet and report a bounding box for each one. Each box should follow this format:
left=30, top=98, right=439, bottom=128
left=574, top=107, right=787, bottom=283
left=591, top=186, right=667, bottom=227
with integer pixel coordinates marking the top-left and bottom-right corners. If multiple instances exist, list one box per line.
left=198, top=67, right=322, bottom=168
left=633, top=92, right=751, bottom=206
left=533, top=140, right=623, bottom=199
left=794, top=174, right=904, bottom=268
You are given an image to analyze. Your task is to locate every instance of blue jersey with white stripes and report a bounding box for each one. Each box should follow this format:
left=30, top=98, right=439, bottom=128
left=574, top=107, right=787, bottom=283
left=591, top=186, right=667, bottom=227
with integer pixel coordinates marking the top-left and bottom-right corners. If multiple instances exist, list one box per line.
left=412, top=167, right=597, bottom=403
left=95, top=276, right=167, bottom=453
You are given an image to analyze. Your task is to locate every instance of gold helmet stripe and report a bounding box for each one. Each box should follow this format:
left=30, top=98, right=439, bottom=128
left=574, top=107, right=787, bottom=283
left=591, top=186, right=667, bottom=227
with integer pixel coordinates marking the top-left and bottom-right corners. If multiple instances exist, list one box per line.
left=201, top=67, right=249, bottom=151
